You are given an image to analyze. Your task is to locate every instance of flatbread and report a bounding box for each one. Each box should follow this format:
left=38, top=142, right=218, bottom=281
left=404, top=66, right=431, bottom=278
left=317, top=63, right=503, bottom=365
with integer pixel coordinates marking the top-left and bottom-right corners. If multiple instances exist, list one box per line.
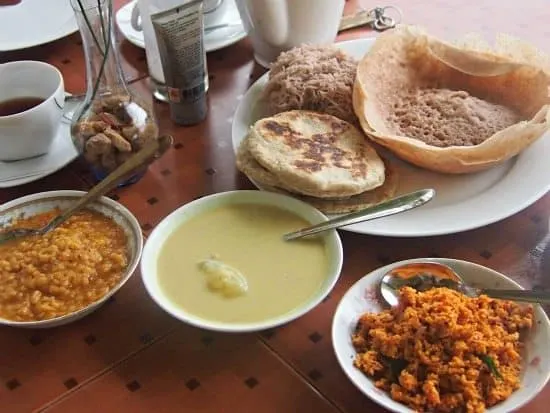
left=353, top=25, right=550, bottom=174
left=236, top=134, right=351, bottom=200
left=236, top=134, right=281, bottom=188
left=262, top=159, right=398, bottom=214
left=247, top=110, right=386, bottom=198
left=236, top=133, right=398, bottom=213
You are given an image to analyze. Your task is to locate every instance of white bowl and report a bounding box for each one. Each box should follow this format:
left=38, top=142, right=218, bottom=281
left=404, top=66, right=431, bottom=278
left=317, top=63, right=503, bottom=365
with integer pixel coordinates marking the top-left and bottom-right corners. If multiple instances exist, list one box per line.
left=0, top=190, right=143, bottom=328
left=332, top=258, right=550, bottom=413
left=141, top=190, right=343, bottom=333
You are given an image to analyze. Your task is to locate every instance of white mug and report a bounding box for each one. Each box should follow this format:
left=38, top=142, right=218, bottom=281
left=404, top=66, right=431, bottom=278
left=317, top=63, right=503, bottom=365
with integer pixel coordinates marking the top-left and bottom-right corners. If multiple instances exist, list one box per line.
left=0, top=61, right=65, bottom=161
left=130, top=0, right=227, bottom=101
left=235, top=0, right=345, bottom=68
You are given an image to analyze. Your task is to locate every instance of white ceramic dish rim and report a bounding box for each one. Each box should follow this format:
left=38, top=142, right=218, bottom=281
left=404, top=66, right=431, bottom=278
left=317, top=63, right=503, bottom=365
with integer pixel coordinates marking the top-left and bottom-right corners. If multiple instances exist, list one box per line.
left=0, top=190, right=144, bottom=327
left=230, top=37, right=550, bottom=238
left=141, top=190, right=344, bottom=333
left=331, top=257, right=550, bottom=413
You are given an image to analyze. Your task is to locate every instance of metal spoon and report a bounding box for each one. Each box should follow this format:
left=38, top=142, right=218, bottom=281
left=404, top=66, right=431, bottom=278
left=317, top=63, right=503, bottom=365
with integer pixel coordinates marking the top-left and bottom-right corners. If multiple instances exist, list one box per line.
left=380, top=261, right=550, bottom=307
left=283, top=188, right=435, bottom=241
left=0, top=135, right=173, bottom=245
left=428, top=41, right=525, bottom=77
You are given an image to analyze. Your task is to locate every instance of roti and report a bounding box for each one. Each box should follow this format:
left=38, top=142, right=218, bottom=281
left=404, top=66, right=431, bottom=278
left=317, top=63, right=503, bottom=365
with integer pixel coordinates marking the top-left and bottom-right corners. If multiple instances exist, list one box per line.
left=247, top=110, right=386, bottom=198
left=236, top=134, right=281, bottom=188
left=262, top=160, right=398, bottom=214
left=236, top=135, right=398, bottom=214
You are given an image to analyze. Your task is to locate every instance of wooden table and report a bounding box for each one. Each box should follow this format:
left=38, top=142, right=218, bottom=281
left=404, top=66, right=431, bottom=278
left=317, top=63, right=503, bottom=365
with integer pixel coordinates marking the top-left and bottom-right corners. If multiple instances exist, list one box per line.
left=1, top=0, right=550, bottom=412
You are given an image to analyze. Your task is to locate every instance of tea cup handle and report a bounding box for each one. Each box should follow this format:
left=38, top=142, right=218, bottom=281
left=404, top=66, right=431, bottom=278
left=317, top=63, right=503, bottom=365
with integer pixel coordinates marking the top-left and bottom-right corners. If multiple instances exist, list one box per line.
left=130, top=3, right=143, bottom=31
left=57, top=93, right=84, bottom=124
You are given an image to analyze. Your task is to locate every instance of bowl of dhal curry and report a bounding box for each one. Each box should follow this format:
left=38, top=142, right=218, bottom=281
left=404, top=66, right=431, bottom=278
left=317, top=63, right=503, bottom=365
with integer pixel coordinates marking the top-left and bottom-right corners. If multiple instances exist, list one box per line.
left=0, top=190, right=143, bottom=328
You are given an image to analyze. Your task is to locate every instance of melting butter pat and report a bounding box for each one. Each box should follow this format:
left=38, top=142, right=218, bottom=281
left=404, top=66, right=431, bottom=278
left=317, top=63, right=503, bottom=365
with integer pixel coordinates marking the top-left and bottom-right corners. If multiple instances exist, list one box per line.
left=197, top=258, right=248, bottom=298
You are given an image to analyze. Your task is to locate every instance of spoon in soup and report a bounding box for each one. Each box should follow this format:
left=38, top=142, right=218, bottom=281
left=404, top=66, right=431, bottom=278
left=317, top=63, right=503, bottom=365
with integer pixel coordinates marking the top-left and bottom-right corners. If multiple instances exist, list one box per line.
left=0, top=135, right=173, bottom=245
left=379, top=261, right=550, bottom=307
left=283, top=188, right=435, bottom=241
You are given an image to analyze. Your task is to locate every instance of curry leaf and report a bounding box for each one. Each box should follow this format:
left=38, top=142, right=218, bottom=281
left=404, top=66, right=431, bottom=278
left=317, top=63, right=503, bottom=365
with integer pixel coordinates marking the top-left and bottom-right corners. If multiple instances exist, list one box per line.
left=480, top=354, right=503, bottom=380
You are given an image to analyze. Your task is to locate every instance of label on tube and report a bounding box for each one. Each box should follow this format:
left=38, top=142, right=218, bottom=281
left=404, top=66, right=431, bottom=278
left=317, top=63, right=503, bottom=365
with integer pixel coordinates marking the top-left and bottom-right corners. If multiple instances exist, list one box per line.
left=151, top=0, right=208, bottom=125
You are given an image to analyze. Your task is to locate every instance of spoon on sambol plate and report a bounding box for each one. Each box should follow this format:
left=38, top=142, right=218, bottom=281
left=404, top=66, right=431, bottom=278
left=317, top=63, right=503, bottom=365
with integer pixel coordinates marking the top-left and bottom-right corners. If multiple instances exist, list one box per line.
left=379, top=261, right=550, bottom=306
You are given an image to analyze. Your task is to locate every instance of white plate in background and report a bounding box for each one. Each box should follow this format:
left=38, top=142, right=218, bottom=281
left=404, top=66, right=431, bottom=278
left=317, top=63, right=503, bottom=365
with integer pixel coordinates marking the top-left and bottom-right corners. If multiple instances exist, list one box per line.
left=0, top=0, right=78, bottom=51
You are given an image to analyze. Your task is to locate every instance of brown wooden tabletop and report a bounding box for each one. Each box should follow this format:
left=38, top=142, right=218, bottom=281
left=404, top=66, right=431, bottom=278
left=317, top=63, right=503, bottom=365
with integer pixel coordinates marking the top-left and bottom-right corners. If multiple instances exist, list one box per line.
left=1, top=0, right=550, bottom=412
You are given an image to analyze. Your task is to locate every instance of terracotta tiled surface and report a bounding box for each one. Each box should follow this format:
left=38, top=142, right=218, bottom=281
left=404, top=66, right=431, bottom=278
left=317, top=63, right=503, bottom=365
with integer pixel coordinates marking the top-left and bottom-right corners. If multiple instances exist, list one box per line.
left=1, top=0, right=550, bottom=412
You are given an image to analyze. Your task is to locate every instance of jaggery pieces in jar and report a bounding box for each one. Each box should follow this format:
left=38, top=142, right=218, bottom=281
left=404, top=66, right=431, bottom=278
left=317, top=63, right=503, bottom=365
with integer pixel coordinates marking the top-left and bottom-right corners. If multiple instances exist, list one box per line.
left=103, top=128, right=132, bottom=152
left=93, top=93, right=130, bottom=110
left=84, top=133, right=111, bottom=164
left=74, top=93, right=159, bottom=173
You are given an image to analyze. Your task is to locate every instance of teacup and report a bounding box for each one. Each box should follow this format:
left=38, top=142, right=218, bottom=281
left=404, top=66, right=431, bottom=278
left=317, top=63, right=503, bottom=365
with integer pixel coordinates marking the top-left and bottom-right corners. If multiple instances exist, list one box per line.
left=0, top=60, right=65, bottom=161
left=235, top=0, right=346, bottom=68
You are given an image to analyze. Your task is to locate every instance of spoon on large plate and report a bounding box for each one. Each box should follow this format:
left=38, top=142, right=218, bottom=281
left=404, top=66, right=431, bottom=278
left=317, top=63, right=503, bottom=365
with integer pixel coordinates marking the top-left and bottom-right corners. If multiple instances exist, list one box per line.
left=380, top=261, right=550, bottom=306
left=283, top=188, right=435, bottom=241
left=0, top=135, right=173, bottom=245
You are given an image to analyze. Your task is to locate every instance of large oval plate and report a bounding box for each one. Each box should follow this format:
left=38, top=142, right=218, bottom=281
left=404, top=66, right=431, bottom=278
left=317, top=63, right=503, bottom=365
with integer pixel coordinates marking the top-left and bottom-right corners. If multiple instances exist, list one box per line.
left=331, top=258, right=550, bottom=413
left=231, top=38, right=550, bottom=237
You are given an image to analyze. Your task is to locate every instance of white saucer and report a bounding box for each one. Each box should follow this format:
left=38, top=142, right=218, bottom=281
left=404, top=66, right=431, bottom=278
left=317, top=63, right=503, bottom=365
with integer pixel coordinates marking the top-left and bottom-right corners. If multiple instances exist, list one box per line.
left=0, top=100, right=79, bottom=189
left=116, top=0, right=247, bottom=53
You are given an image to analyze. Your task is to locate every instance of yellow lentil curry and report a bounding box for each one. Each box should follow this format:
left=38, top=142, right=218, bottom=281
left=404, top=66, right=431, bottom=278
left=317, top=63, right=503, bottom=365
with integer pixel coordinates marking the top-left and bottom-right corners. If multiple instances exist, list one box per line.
left=0, top=209, right=129, bottom=321
left=352, top=287, right=534, bottom=413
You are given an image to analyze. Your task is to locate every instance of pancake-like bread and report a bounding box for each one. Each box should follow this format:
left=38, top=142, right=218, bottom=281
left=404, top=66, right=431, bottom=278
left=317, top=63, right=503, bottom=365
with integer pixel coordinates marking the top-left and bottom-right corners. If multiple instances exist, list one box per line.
left=236, top=134, right=281, bottom=188
left=237, top=133, right=359, bottom=199
left=236, top=135, right=398, bottom=214
left=247, top=110, right=386, bottom=198
left=353, top=25, right=550, bottom=174
left=262, top=161, right=398, bottom=214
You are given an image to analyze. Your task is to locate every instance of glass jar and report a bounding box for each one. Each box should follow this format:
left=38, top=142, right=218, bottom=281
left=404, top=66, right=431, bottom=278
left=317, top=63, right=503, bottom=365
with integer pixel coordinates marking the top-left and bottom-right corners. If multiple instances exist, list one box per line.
left=70, top=0, right=159, bottom=184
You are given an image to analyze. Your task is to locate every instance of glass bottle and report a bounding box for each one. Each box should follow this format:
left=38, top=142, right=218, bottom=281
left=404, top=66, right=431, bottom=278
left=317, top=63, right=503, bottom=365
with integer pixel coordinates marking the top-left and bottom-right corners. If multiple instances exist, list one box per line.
left=70, top=0, right=159, bottom=184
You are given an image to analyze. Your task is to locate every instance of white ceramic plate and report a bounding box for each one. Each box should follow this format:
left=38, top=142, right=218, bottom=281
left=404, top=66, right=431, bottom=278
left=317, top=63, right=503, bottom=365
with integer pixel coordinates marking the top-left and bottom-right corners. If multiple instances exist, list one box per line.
left=0, top=0, right=78, bottom=52
left=0, top=190, right=143, bottom=328
left=231, top=38, right=550, bottom=237
left=0, top=99, right=79, bottom=188
left=141, top=190, right=343, bottom=333
left=332, top=258, right=550, bottom=413
left=116, top=0, right=247, bottom=53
